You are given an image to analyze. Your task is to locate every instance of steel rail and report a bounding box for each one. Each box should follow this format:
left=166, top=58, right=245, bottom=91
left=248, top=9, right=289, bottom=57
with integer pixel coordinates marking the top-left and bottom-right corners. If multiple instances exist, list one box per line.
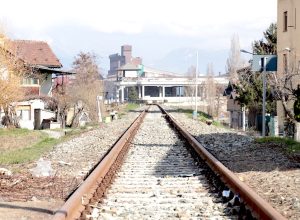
left=53, top=108, right=148, bottom=220
left=158, top=105, right=286, bottom=220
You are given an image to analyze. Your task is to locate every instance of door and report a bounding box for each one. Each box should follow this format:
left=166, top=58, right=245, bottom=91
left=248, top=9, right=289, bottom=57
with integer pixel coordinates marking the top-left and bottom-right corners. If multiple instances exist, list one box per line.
left=34, top=109, right=41, bottom=130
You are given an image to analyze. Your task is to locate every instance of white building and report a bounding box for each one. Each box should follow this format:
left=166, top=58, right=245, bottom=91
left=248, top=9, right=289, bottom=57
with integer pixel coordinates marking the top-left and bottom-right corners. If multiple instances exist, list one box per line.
left=111, top=64, right=229, bottom=104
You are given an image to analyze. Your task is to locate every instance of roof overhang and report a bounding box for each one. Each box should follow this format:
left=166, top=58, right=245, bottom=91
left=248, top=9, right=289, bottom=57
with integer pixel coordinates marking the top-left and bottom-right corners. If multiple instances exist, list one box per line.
left=32, top=65, right=76, bottom=75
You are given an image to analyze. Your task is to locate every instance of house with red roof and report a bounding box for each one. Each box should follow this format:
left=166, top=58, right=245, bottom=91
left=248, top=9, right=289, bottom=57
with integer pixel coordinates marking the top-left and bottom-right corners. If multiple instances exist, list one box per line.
left=0, top=37, right=73, bottom=129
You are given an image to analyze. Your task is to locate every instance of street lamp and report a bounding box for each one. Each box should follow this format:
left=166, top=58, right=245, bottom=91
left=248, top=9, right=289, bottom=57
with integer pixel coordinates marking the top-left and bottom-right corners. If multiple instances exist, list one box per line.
left=240, top=49, right=254, bottom=55
left=240, top=49, right=267, bottom=137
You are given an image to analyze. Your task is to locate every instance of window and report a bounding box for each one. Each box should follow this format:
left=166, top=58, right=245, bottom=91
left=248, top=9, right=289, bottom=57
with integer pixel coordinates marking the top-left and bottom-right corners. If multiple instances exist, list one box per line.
left=17, top=110, right=30, bottom=120
left=21, top=77, right=39, bottom=85
left=283, top=54, right=288, bottom=73
left=284, top=11, right=288, bottom=32
left=16, top=106, right=31, bottom=120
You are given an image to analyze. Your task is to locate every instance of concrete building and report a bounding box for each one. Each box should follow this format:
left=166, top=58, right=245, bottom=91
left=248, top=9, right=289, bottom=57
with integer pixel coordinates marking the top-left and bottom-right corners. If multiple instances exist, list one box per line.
left=277, top=0, right=300, bottom=75
left=105, top=45, right=229, bottom=120
left=115, top=65, right=228, bottom=103
left=277, top=0, right=300, bottom=130
left=113, top=64, right=229, bottom=123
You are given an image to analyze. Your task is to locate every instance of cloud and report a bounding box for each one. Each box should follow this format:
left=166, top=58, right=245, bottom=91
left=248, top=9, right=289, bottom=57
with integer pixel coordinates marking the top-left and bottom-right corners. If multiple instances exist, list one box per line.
left=0, top=0, right=276, bottom=36
left=0, top=0, right=277, bottom=73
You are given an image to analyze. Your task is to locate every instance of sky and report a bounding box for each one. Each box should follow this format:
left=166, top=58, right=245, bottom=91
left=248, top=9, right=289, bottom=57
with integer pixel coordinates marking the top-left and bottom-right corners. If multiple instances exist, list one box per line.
left=0, top=0, right=277, bottom=75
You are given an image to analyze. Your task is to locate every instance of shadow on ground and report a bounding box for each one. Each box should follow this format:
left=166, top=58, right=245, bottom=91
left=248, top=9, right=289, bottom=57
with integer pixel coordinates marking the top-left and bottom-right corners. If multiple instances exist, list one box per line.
left=0, top=203, right=54, bottom=215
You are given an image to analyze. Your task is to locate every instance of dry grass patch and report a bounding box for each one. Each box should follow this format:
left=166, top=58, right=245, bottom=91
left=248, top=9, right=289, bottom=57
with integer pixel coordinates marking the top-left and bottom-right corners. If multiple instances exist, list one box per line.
left=0, top=128, right=44, bottom=152
left=0, top=128, right=58, bottom=164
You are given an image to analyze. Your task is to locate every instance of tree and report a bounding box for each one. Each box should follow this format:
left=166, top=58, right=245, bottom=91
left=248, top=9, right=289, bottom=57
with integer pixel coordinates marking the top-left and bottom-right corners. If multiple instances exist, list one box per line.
left=52, top=83, right=72, bottom=128
left=128, top=87, right=138, bottom=101
left=0, top=33, right=25, bottom=127
left=206, top=63, right=216, bottom=116
left=257, top=23, right=300, bottom=126
left=252, top=23, right=277, bottom=55
left=294, top=86, right=300, bottom=122
left=234, top=68, right=276, bottom=127
left=262, top=23, right=300, bottom=125
left=229, top=24, right=277, bottom=124
left=67, top=52, right=103, bottom=127
left=184, top=65, right=196, bottom=100
left=226, top=34, right=244, bottom=82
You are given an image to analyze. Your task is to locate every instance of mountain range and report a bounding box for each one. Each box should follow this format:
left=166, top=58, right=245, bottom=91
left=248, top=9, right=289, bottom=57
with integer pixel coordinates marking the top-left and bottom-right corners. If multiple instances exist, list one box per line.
left=148, top=48, right=229, bottom=75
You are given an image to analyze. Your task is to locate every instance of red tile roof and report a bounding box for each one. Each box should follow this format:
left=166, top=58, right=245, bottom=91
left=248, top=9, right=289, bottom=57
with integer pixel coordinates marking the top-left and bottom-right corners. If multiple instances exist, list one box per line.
left=5, top=40, right=62, bottom=68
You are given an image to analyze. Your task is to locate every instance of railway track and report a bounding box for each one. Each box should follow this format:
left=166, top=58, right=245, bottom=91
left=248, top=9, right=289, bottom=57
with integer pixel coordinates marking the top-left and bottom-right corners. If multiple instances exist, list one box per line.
left=53, top=105, right=286, bottom=220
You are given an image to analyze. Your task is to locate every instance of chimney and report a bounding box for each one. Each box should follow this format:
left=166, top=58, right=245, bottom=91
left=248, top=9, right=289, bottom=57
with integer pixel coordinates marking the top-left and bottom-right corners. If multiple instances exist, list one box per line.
left=121, top=45, right=132, bottom=64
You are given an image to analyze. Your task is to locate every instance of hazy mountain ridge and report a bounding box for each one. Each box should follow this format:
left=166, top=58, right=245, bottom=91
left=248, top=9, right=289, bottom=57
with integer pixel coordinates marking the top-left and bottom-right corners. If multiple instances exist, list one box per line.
left=149, top=48, right=229, bottom=75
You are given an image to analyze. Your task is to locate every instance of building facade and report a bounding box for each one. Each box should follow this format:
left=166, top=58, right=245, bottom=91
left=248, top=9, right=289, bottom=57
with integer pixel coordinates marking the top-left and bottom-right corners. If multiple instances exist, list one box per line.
left=277, top=0, right=300, bottom=130
left=277, top=0, right=300, bottom=75
left=105, top=45, right=229, bottom=120
left=108, top=45, right=142, bottom=76
left=114, top=64, right=229, bottom=122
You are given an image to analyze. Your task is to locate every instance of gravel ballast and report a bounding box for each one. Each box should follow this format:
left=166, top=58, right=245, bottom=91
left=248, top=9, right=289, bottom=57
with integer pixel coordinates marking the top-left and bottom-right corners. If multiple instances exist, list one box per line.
left=92, top=105, right=235, bottom=219
left=166, top=106, right=300, bottom=219
left=1, top=105, right=300, bottom=219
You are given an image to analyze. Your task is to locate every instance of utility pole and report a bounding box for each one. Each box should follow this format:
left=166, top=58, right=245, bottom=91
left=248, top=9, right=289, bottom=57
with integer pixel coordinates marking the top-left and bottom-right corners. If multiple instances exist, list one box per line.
left=242, top=105, right=246, bottom=131
left=193, top=51, right=198, bottom=119
left=262, top=57, right=267, bottom=137
left=97, top=95, right=102, bottom=123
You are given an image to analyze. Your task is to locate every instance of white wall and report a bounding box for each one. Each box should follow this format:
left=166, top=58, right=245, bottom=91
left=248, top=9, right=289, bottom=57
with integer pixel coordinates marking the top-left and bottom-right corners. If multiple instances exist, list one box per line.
left=124, top=70, right=138, bottom=77
left=50, top=122, right=61, bottom=129
left=17, top=100, right=44, bottom=130
left=19, top=120, right=34, bottom=130
left=143, top=96, right=205, bottom=103
left=41, top=109, right=55, bottom=120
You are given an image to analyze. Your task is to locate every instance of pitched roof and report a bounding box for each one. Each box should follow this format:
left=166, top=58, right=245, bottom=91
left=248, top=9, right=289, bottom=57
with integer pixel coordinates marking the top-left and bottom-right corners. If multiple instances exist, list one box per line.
left=5, top=40, right=62, bottom=68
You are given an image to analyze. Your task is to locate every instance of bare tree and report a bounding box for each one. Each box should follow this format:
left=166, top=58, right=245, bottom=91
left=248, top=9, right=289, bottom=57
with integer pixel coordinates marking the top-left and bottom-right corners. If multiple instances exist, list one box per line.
left=226, top=34, right=244, bottom=82
left=270, top=65, right=300, bottom=123
left=52, top=83, right=71, bottom=128
left=67, top=52, right=104, bottom=126
left=215, top=83, right=226, bottom=119
left=206, top=63, right=216, bottom=116
left=184, top=65, right=196, bottom=99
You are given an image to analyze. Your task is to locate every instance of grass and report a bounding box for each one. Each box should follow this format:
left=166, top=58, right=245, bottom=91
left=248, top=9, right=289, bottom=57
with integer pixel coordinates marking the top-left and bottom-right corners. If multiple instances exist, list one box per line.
left=0, top=128, right=46, bottom=153
left=115, top=103, right=141, bottom=119
left=0, top=137, right=59, bottom=164
left=0, top=128, right=32, bottom=136
left=255, top=136, right=300, bottom=153
left=212, top=120, right=224, bottom=127
left=125, top=103, right=140, bottom=112
left=0, top=126, right=93, bottom=165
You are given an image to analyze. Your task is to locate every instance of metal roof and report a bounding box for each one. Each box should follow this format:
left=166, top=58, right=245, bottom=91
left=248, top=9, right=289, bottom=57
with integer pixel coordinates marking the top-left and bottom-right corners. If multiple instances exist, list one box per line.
left=33, top=65, right=76, bottom=75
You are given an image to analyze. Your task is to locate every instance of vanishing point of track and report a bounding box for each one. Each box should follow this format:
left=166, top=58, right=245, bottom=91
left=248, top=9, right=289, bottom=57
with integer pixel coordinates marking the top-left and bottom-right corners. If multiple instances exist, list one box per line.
left=53, top=105, right=286, bottom=220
